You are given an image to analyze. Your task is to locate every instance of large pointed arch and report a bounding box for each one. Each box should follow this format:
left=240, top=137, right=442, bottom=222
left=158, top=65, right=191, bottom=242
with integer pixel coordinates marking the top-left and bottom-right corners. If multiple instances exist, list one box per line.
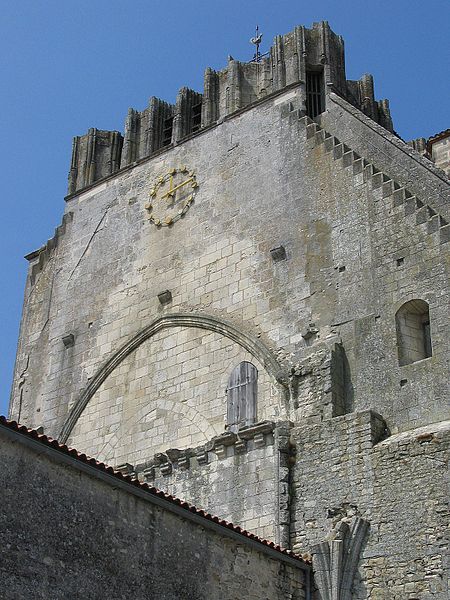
left=59, top=312, right=288, bottom=443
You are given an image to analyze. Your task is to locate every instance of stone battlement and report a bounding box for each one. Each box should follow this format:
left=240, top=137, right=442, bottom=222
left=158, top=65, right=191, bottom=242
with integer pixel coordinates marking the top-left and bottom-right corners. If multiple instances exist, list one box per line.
left=68, top=21, right=393, bottom=195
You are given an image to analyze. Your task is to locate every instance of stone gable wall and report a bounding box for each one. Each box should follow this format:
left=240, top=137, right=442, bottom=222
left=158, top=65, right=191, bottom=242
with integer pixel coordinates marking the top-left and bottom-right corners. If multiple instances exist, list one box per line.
left=9, top=74, right=450, bottom=599
left=12, top=89, right=448, bottom=442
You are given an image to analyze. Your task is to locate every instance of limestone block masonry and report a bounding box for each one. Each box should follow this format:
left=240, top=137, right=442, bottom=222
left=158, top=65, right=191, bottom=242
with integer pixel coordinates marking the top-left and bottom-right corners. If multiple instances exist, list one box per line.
left=8, top=21, right=449, bottom=600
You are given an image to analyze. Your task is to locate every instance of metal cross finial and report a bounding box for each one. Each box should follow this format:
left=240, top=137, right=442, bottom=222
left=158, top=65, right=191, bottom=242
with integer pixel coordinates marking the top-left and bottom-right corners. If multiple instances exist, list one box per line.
left=250, top=25, right=263, bottom=62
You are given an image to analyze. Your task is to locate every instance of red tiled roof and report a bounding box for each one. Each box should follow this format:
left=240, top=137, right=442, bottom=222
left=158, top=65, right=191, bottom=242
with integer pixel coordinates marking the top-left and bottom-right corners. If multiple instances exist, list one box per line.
left=428, top=128, right=450, bottom=147
left=0, top=415, right=310, bottom=565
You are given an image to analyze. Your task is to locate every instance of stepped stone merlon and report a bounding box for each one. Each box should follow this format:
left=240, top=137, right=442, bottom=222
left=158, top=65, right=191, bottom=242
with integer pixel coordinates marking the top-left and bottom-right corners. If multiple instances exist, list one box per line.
left=408, top=137, right=428, bottom=155
left=202, top=67, right=219, bottom=126
left=308, top=21, right=347, bottom=93
left=68, top=128, right=123, bottom=194
left=122, top=108, right=139, bottom=165
left=377, top=98, right=393, bottom=132
left=347, top=73, right=393, bottom=132
left=173, top=87, right=203, bottom=142
left=222, top=59, right=243, bottom=114
left=122, top=97, right=174, bottom=167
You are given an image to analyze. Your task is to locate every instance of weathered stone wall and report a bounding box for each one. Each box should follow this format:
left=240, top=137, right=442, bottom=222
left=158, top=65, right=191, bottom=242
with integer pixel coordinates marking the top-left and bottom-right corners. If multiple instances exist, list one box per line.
left=139, top=422, right=282, bottom=542
left=0, top=422, right=309, bottom=600
left=11, top=81, right=448, bottom=453
left=290, top=413, right=450, bottom=599
left=303, top=104, right=449, bottom=434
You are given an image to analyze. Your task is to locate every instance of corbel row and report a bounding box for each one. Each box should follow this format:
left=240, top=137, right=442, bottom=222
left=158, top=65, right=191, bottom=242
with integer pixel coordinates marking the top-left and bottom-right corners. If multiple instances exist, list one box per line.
left=128, top=420, right=276, bottom=481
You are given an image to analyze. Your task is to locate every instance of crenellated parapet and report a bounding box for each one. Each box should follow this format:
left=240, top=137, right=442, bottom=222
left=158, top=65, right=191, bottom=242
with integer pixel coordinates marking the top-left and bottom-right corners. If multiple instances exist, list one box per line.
left=202, top=67, right=220, bottom=126
left=67, top=21, right=394, bottom=195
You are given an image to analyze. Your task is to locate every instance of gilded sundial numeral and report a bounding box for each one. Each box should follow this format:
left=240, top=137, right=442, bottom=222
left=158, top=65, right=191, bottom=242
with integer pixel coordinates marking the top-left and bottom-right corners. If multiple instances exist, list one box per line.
left=145, top=166, right=198, bottom=227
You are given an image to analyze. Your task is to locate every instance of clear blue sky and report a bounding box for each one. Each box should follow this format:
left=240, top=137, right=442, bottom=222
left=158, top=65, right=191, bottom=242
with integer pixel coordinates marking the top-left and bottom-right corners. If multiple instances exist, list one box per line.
left=1, top=0, right=448, bottom=417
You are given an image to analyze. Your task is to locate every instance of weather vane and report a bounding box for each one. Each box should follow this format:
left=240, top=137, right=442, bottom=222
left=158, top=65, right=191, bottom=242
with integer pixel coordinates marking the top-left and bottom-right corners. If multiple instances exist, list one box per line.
left=250, top=25, right=264, bottom=63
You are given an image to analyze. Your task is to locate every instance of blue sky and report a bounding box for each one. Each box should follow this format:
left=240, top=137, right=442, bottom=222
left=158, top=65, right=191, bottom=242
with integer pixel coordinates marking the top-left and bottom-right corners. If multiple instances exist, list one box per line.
left=1, top=0, right=448, bottom=417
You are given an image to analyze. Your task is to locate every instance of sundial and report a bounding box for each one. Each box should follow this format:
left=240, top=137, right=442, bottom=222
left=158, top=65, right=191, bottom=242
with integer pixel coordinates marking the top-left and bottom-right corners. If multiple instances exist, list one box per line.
left=145, top=166, right=198, bottom=227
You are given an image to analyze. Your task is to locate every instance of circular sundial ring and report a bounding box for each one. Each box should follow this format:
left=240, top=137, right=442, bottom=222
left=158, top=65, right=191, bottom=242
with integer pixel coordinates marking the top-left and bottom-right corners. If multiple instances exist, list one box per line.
left=146, top=167, right=198, bottom=227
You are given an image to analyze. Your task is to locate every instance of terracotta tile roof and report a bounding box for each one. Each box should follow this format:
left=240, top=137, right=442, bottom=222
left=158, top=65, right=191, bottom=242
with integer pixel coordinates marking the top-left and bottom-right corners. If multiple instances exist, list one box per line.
left=0, top=415, right=310, bottom=566
left=428, top=128, right=450, bottom=146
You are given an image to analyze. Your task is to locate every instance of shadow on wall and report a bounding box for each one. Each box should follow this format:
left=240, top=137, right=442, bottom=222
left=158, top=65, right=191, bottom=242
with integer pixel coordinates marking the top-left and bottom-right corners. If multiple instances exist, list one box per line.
left=332, top=343, right=354, bottom=416
left=287, top=343, right=354, bottom=421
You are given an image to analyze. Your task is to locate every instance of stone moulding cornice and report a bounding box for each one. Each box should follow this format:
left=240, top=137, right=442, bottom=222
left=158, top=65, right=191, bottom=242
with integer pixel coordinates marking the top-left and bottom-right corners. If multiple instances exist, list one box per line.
left=59, top=312, right=288, bottom=444
left=134, top=420, right=277, bottom=479
left=236, top=420, right=276, bottom=440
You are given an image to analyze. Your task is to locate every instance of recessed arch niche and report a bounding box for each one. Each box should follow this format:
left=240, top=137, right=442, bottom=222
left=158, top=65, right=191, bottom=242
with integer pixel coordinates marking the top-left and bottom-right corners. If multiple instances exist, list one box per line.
left=395, top=299, right=432, bottom=366
left=61, top=313, right=287, bottom=465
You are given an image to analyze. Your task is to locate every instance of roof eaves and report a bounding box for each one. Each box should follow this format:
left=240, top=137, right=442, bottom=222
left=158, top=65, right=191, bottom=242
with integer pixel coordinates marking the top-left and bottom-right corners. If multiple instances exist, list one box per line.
left=0, top=415, right=311, bottom=567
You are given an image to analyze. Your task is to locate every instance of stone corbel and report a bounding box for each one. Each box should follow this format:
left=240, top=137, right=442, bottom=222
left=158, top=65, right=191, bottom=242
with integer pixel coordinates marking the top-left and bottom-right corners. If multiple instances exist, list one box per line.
left=115, top=462, right=135, bottom=476
left=177, top=453, right=191, bottom=469
left=312, top=516, right=369, bottom=600
left=253, top=433, right=265, bottom=448
left=196, top=450, right=208, bottom=465
left=238, top=420, right=275, bottom=440
left=142, top=466, right=155, bottom=481
left=234, top=439, right=247, bottom=453
left=214, top=444, right=227, bottom=460
left=159, top=462, right=172, bottom=476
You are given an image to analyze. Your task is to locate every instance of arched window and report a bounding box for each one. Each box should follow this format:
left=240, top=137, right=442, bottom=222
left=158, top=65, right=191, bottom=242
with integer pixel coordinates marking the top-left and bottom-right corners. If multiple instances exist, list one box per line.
left=227, top=362, right=257, bottom=432
left=395, top=299, right=432, bottom=366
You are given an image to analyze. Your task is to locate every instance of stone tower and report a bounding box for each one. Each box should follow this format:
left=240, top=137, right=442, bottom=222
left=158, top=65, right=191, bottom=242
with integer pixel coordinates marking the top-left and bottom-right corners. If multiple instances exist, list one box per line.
left=10, top=21, right=449, bottom=599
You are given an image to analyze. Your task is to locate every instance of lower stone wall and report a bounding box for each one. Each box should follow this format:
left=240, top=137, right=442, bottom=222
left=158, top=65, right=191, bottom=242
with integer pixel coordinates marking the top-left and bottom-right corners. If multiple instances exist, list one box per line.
left=0, top=421, right=309, bottom=600
left=291, top=411, right=450, bottom=599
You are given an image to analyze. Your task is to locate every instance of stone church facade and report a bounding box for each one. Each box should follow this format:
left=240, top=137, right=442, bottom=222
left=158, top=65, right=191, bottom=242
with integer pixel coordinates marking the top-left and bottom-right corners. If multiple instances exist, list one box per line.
left=9, top=21, right=449, bottom=599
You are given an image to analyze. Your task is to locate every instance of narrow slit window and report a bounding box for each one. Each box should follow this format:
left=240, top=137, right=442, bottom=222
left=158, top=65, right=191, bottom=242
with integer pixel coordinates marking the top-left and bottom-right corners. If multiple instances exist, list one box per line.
left=191, top=103, right=202, bottom=133
left=162, top=116, right=174, bottom=147
left=226, top=362, right=257, bottom=432
left=423, top=320, right=432, bottom=358
left=306, top=71, right=325, bottom=118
